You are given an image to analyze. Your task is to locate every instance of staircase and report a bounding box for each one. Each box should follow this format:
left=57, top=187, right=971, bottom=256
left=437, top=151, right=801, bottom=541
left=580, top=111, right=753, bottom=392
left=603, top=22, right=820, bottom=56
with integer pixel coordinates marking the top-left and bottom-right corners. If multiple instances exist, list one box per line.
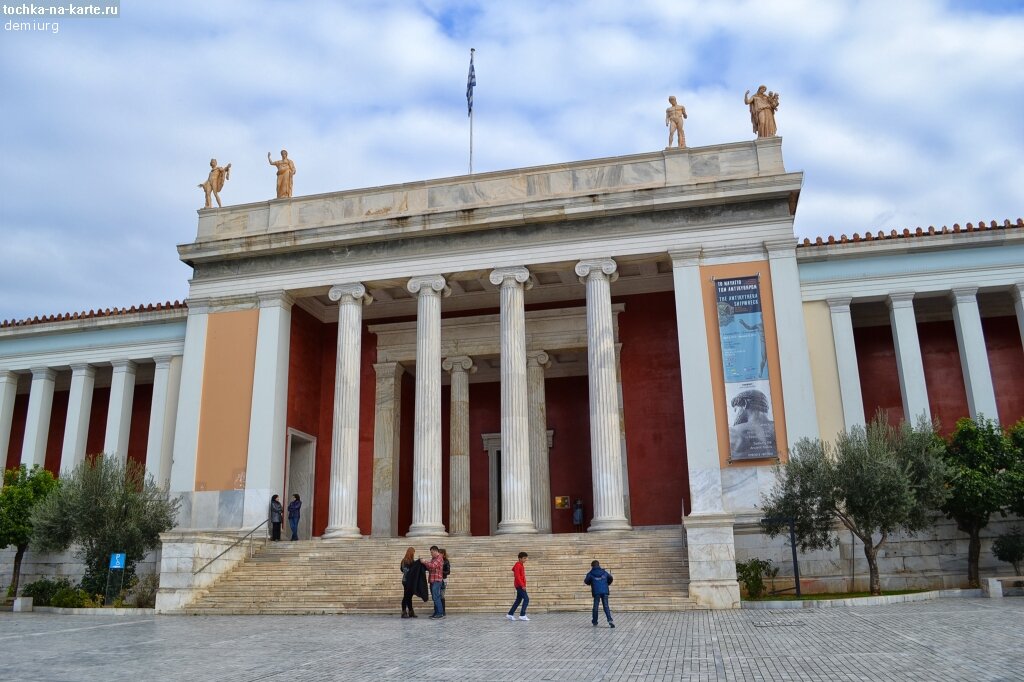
left=183, top=528, right=698, bottom=615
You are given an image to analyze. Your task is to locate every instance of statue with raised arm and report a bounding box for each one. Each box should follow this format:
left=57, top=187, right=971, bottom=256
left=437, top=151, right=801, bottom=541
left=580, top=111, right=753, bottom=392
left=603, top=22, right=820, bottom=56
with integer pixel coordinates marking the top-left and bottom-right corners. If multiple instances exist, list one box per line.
left=744, top=85, right=780, bottom=138
left=665, top=95, right=687, bottom=149
left=268, top=149, right=296, bottom=199
left=198, top=158, right=231, bottom=209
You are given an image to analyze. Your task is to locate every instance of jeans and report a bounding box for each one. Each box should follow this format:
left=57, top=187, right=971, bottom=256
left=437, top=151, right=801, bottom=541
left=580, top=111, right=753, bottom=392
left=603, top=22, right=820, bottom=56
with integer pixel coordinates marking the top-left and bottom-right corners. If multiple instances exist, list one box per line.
left=508, top=587, right=529, bottom=616
left=592, top=594, right=613, bottom=624
left=288, top=517, right=299, bottom=541
left=430, top=581, right=445, bottom=616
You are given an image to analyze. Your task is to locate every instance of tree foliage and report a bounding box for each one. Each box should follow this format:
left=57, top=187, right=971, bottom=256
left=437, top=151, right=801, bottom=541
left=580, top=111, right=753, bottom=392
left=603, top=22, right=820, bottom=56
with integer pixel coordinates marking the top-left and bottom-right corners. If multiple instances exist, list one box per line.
left=0, top=465, right=59, bottom=597
left=940, top=417, right=1023, bottom=587
left=30, top=455, right=179, bottom=595
left=761, top=415, right=948, bottom=595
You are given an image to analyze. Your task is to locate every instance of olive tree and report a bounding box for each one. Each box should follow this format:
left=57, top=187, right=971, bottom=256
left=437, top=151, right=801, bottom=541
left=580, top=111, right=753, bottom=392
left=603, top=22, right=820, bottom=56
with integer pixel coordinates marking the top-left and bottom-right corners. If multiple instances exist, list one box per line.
left=941, top=417, right=1023, bottom=587
left=30, top=455, right=179, bottom=596
left=761, top=415, right=948, bottom=595
left=0, top=465, right=59, bottom=597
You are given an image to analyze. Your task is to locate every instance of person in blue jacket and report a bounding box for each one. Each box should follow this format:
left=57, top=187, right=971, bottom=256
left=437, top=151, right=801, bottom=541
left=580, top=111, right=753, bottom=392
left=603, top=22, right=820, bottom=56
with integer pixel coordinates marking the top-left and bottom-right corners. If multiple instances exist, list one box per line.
left=584, top=560, right=615, bottom=628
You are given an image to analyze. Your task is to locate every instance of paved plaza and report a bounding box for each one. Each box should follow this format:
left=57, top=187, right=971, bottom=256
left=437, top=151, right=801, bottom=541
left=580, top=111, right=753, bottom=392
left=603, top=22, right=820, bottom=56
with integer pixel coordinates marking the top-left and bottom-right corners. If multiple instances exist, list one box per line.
left=0, top=598, right=1021, bottom=681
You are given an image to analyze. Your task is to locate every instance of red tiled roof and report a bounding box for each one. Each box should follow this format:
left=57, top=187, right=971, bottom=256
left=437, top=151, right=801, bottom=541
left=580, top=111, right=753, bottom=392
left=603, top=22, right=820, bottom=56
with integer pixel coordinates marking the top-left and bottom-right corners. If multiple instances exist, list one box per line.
left=0, top=300, right=188, bottom=330
left=798, top=218, right=1023, bottom=248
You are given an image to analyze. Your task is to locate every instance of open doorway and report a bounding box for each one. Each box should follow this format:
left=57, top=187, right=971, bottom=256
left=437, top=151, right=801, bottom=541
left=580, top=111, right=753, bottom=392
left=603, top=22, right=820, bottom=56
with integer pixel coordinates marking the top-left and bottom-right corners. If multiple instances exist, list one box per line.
left=285, top=429, right=316, bottom=540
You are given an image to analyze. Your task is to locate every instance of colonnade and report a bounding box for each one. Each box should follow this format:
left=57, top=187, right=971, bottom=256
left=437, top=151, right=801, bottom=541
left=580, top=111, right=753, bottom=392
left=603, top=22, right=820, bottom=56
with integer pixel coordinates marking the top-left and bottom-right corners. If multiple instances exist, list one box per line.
left=0, top=356, right=182, bottom=486
left=327, top=259, right=631, bottom=536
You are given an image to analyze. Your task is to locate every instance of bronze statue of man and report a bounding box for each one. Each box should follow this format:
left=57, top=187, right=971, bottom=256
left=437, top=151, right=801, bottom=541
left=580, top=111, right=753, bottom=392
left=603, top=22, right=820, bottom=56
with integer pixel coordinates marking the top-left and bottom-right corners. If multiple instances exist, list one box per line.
left=198, top=158, right=231, bottom=209
left=268, top=149, right=296, bottom=199
left=665, top=96, right=687, bottom=149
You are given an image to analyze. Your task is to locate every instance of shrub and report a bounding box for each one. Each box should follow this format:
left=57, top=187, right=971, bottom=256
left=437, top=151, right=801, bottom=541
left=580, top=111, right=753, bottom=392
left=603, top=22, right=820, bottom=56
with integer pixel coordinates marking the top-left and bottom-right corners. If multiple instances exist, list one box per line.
left=129, top=573, right=160, bottom=608
left=736, top=558, right=776, bottom=599
left=50, top=586, right=85, bottom=609
left=20, top=577, right=73, bottom=606
left=993, top=528, right=1024, bottom=576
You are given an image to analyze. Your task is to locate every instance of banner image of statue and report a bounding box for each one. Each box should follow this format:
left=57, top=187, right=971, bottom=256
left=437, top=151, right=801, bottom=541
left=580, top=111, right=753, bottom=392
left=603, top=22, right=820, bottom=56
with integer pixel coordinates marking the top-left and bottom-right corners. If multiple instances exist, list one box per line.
left=715, top=276, right=777, bottom=460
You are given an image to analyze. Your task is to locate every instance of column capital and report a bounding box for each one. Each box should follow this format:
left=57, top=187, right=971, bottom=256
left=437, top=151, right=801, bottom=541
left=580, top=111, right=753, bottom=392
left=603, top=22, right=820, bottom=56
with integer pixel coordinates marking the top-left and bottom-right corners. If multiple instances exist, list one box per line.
left=110, top=359, right=137, bottom=375
left=575, top=258, right=618, bottom=283
left=69, top=363, right=97, bottom=376
left=152, top=355, right=175, bottom=369
left=1011, top=281, right=1024, bottom=303
left=526, top=350, right=551, bottom=368
left=407, top=274, right=450, bottom=297
left=826, top=297, right=853, bottom=313
left=185, top=297, right=212, bottom=315
left=489, top=266, right=533, bottom=289
left=667, top=248, right=702, bottom=267
left=29, top=366, right=56, bottom=380
left=442, top=355, right=476, bottom=374
left=373, top=361, right=406, bottom=380
left=887, top=291, right=916, bottom=309
left=329, top=282, right=372, bottom=306
left=949, top=287, right=979, bottom=303
left=257, top=289, right=295, bottom=309
left=0, top=369, right=17, bottom=383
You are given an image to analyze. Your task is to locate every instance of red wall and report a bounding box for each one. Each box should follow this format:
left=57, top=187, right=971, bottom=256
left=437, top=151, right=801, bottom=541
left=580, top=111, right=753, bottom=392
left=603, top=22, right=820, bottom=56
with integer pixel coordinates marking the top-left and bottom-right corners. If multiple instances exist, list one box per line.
left=126, top=383, right=153, bottom=471
left=615, top=291, right=689, bottom=521
left=983, top=316, right=1024, bottom=425
left=43, top=391, right=69, bottom=475
left=4, top=394, right=28, bottom=471
left=544, top=376, right=594, bottom=532
left=855, top=316, right=1023, bottom=435
left=85, top=387, right=110, bottom=455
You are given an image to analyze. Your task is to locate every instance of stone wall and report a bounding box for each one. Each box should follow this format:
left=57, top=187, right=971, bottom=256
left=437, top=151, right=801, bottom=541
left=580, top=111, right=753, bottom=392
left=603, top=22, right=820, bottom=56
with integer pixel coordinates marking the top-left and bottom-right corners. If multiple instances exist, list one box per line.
left=734, top=515, right=1023, bottom=594
left=154, top=530, right=262, bottom=613
left=0, top=546, right=158, bottom=595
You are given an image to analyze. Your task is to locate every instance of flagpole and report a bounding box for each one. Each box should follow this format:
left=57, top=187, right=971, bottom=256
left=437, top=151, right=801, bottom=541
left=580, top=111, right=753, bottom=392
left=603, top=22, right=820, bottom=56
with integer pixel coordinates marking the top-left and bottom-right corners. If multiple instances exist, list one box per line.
left=469, top=48, right=475, bottom=175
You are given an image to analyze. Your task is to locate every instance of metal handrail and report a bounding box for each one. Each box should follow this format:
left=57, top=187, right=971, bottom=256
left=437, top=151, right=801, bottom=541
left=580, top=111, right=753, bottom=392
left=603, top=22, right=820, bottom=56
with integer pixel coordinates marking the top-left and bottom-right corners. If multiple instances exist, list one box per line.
left=193, top=519, right=270, bottom=575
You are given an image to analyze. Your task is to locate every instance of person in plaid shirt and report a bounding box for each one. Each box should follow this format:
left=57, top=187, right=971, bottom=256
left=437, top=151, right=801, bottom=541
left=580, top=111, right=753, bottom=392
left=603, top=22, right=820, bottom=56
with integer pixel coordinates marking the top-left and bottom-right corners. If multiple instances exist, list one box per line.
left=421, top=545, right=446, bottom=619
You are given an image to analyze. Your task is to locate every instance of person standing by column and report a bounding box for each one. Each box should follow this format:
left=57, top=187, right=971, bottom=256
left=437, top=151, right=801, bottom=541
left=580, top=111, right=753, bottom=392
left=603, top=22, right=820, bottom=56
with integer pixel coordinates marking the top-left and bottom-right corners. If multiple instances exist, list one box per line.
left=287, top=494, right=302, bottom=541
left=572, top=499, right=585, bottom=533
left=584, top=560, right=615, bottom=628
left=440, top=548, right=451, bottom=614
left=421, top=545, right=446, bottom=619
left=506, top=552, right=530, bottom=621
left=269, top=495, right=283, bottom=541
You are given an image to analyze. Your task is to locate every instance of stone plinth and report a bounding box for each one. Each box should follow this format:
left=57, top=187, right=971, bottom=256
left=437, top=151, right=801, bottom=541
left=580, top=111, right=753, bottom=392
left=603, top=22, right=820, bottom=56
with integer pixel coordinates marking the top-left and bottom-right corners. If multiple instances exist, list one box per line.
left=683, top=512, right=741, bottom=609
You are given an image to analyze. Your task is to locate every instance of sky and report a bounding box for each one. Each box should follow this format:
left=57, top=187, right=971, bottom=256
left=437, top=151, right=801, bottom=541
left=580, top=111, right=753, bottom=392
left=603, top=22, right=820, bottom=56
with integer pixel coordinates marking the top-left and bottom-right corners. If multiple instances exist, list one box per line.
left=1, top=0, right=1022, bottom=321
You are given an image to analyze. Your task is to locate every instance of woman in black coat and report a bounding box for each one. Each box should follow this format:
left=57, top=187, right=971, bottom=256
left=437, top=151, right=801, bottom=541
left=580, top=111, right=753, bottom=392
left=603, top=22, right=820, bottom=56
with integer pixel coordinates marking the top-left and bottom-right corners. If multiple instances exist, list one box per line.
left=269, top=495, right=284, bottom=541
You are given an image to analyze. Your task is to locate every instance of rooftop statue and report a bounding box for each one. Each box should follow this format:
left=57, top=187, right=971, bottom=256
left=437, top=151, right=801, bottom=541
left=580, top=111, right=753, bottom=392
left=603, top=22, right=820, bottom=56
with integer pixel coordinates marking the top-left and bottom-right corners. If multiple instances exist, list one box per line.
left=198, top=158, right=231, bottom=209
left=665, top=96, right=687, bottom=149
left=744, top=85, right=780, bottom=138
left=268, top=149, right=296, bottom=199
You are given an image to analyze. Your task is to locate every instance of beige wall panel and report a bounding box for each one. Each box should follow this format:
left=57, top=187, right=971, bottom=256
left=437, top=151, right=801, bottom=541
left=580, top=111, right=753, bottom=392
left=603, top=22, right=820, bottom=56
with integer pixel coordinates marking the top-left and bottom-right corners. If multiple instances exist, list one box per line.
left=802, top=301, right=846, bottom=442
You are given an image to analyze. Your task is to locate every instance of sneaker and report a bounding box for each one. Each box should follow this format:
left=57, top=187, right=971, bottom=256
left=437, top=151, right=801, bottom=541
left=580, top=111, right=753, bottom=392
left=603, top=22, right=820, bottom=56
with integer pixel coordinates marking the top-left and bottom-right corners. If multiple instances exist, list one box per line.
left=506, top=614, right=516, bottom=621
left=592, top=622, right=597, bottom=627
left=430, top=614, right=441, bottom=619
left=518, top=615, right=530, bottom=621
left=610, top=622, right=615, bottom=628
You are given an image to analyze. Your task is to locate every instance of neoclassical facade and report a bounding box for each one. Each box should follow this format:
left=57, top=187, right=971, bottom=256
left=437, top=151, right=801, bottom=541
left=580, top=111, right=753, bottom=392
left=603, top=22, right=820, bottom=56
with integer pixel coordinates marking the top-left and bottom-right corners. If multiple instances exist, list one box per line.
left=2, top=138, right=1022, bottom=608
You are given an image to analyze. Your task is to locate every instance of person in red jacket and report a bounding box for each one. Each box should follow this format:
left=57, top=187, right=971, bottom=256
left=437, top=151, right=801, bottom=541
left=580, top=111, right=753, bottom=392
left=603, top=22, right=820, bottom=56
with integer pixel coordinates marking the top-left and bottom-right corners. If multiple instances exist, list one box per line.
left=506, top=551, right=530, bottom=621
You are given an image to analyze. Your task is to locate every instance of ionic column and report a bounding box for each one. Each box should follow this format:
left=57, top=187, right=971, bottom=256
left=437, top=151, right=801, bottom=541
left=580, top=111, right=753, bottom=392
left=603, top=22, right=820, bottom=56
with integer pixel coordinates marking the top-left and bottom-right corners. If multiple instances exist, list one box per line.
left=491, top=266, right=537, bottom=534
left=575, top=258, right=630, bottom=531
left=887, top=292, right=930, bottom=422
left=527, top=350, right=552, bottom=534
left=443, top=355, right=475, bottom=536
left=169, top=298, right=211, bottom=501
left=0, top=371, right=17, bottom=467
left=949, top=287, right=999, bottom=421
left=826, top=297, right=866, bottom=430
left=146, top=356, right=182, bottom=488
left=406, top=274, right=449, bottom=537
left=60, top=364, right=95, bottom=475
left=104, top=360, right=137, bottom=464
left=1011, top=282, right=1024, bottom=357
left=21, top=367, right=56, bottom=468
left=324, top=283, right=372, bottom=539
left=371, top=362, right=405, bottom=537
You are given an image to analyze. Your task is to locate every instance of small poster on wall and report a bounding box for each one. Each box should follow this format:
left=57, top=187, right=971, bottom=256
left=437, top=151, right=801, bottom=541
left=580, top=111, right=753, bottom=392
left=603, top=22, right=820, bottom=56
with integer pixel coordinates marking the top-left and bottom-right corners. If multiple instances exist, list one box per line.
left=715, top=275, right=778, bottom=461
left=554, top=496, right=570, bottom=509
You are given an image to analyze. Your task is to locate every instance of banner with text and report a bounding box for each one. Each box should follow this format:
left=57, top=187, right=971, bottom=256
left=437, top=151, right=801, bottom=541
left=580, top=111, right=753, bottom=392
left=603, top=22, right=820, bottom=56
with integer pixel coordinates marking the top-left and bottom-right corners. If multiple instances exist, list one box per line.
left=715, top=275, right=777, bottom=460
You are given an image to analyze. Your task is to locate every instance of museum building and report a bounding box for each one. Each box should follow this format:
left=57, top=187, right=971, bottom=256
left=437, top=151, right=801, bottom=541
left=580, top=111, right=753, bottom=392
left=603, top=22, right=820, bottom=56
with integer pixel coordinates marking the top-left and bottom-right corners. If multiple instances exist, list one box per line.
left=1, top=138, right=1022, bottom=609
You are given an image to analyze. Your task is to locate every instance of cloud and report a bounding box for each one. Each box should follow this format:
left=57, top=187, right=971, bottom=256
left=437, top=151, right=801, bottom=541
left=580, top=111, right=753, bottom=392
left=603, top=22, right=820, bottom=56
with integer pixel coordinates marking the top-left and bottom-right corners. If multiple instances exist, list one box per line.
left=0, top=0, right=1021, bottom=320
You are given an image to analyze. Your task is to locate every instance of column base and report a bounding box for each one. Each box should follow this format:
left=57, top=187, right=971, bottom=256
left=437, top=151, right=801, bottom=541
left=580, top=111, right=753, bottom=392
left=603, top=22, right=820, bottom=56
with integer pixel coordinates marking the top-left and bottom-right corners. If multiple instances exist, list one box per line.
left=406, top=523, right=448, bottom=538
left=322, top=526, right=363, bottom=539
left=496, top=520, right=538, bottom=534
left=587, top=517, right=632, bottom=532
left=683, top=511, right=740, bottom=609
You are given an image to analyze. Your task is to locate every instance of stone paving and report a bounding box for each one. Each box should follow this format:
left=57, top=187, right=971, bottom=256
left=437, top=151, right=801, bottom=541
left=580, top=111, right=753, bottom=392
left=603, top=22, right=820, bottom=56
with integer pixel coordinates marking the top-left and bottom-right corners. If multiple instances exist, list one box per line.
left=0, top=598, right=1022, bottom=681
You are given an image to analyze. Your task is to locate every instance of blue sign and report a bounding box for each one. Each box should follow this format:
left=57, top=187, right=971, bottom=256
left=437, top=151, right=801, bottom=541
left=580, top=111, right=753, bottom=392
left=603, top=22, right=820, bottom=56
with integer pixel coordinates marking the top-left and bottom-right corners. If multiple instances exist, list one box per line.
left=109, top=553, right=126, bottom=569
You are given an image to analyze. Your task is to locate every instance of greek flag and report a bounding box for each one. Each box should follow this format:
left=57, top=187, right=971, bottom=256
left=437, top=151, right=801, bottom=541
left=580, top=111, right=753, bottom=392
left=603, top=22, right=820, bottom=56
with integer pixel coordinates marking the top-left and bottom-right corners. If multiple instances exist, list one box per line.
left=466, top=51, right=476, bottom=116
